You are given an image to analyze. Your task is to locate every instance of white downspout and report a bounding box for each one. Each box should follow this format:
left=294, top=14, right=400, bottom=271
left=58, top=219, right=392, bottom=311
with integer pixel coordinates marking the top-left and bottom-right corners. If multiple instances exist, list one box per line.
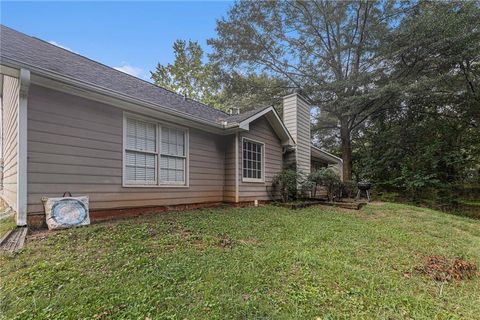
left=235, top=132, right=239, bottom=203
left=17, top=69, right=29, bottom=226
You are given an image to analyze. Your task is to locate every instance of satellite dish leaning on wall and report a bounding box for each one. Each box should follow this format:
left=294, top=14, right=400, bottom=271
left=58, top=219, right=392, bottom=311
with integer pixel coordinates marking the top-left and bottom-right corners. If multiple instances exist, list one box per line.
left=42, top=193, right=90, bottom=230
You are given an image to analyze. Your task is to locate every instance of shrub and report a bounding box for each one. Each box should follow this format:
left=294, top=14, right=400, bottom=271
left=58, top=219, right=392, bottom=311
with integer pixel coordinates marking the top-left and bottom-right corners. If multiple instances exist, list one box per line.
left=308, top=168, right=342, bottom=201
left=272, top=169, right=299, bottom=203
left=299, top=180, right=316, bottom=198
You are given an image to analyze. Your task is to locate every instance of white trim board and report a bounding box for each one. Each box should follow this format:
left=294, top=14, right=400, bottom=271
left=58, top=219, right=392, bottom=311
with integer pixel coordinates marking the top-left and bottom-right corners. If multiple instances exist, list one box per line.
left=234, top=132, right=239, bottom=203
left=311, top=145, right=343, bottom=163
left=236, top=106, right=295, bottom=146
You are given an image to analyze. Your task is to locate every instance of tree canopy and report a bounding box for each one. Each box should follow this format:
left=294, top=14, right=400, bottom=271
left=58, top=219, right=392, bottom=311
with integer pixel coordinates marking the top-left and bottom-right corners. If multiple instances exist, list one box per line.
left=151, top=0, right=479, bottom=205
left=151, top=39, right=222, bottom=108
left=208, top=0, right=412, bottom=180
left=151, top=40, right=290, bottom=112
left=354, top=1, right=480, bottom=204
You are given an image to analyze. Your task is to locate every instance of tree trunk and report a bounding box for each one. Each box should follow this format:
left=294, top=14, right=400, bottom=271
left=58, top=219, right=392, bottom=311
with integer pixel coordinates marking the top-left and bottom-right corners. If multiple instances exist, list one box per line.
left=340, top=118, right=353, bottom=181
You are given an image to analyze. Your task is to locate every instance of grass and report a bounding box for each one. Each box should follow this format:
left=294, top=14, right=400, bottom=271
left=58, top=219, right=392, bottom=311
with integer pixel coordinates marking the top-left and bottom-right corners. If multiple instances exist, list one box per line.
left=0, top=214, right=16, bottom=239
left=459, top=199, right=480, bottom=207
left=1, top=203, right=479, bottom=319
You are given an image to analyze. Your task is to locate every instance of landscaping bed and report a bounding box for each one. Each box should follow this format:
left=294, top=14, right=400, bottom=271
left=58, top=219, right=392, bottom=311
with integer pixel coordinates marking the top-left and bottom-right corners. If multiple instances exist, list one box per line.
left=275, top=198, right=367, bottom=210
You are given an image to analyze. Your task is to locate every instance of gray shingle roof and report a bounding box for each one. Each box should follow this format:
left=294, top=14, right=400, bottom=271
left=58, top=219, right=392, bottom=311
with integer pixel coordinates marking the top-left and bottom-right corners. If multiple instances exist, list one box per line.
left=225, top=106, right=271, bottom=123
left=0, top=25, right=230, bottom=124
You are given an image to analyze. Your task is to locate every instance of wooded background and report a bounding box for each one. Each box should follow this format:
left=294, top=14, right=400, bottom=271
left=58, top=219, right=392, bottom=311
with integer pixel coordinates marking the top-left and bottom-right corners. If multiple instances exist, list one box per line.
left=151, top=1, right=479, bottom=211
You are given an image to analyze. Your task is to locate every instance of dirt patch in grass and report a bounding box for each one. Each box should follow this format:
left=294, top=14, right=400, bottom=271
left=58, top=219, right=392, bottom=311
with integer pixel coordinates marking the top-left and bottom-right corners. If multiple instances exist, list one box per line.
left=218, top=235, right=234, bottom=248
left=27, top=229, right=52, bottom=242
left=171, top=226, right=206, bottom=249
left=413, top=255, right=477, bottom=282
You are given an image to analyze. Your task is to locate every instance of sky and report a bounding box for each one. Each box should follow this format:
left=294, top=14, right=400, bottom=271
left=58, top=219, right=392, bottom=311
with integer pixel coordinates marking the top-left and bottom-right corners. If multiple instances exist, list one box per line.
left=0, top=1, right=233, bottom=81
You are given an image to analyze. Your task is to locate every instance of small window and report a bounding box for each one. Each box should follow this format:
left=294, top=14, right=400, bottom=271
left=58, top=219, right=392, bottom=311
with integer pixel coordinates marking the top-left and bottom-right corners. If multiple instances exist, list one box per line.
left=242, top=139, right=264, bottom=182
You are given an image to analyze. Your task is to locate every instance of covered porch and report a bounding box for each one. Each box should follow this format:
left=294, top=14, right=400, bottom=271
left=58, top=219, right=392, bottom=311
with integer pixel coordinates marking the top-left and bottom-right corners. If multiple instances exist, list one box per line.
left=311, top=146, right=343, bottom=181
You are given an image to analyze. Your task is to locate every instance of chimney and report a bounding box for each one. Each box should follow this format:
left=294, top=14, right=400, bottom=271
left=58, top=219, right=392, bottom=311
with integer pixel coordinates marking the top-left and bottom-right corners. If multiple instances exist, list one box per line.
left=282, top=93, right=311, bottom=176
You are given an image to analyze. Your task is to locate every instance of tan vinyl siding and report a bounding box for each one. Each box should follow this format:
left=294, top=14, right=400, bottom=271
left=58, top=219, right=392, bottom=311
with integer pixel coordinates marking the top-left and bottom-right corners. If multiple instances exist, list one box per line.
left=1, top=75, right=19, bottom=210
left=27, top=85, right=225, bottom=214
left=238, top=117, right=282, bottom=201
left=282, top=94, right=311, bottom=176
left=223, top=134, right=237, bottom=202
left=282, top=105, right=297, bottom=139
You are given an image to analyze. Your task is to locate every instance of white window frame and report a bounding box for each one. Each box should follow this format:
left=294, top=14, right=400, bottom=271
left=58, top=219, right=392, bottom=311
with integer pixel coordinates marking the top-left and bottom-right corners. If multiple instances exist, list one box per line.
left=241, top=137, right=265, bottom=183
left=123, top=113, right=189, bottom=188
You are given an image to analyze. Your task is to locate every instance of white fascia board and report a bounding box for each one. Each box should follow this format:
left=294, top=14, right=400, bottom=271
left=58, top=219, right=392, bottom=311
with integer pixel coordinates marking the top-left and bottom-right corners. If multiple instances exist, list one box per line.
left=237, top=107, right=295, bottom=146
left=311, top=145, right=343, bottom=163
left=0, top=64, right=20, bottom=78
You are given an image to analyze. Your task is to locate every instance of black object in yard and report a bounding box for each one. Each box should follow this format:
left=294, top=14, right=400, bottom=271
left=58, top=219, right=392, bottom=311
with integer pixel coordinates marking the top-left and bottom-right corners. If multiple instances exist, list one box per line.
left=356, top=181, right=372, bottom=202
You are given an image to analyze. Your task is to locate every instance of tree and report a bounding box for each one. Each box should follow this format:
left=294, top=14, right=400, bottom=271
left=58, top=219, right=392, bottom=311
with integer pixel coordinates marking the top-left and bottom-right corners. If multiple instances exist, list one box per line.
left=215, top=72, right=291, bottom=113
left=354, top=1, right=480, bottom=203
left=209, top=1, right=410, bottom=180
left=151, top=39, right=290, bottom=113
left=151, top=39, right=221, bottom=108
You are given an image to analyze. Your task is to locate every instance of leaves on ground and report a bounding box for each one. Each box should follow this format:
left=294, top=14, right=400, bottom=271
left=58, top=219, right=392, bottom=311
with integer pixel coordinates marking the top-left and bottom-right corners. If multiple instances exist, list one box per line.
left=414, top=255, right=478, bottom=282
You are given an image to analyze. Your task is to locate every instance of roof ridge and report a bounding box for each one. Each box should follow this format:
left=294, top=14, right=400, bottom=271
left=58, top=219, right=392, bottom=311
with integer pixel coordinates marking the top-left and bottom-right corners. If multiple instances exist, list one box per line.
left=0, top=24, right=228, bottom=117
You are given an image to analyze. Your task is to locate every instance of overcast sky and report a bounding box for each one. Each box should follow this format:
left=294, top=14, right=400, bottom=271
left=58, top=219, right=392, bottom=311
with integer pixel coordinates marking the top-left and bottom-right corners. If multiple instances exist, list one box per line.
left=1, top=1, right=233, bottom=81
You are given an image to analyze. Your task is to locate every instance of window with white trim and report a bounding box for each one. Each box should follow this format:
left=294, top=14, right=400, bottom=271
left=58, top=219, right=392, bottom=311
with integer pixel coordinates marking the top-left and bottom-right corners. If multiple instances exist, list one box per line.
left=242, top=139, right=264, bottom=182
left=123, top=115, right=188, bottom=186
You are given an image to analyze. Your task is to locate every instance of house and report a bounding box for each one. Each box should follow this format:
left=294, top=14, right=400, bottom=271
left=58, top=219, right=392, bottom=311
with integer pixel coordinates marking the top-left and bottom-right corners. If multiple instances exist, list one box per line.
left=0, top=25, right=342, bottom=227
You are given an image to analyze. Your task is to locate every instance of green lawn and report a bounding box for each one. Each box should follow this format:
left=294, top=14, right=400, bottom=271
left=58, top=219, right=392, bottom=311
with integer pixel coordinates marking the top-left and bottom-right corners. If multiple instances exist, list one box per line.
left=1, top=203, right=479, bottom=319
left=0, top=214, right=16, bottom=239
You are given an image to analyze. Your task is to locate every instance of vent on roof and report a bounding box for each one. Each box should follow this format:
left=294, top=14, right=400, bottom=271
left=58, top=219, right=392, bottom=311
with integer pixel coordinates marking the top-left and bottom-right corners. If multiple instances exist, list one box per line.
left=228, top=107, right=240, bottom=115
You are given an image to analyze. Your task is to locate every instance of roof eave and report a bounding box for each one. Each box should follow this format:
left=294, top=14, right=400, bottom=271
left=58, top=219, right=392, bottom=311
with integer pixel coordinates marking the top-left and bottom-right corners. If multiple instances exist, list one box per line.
left=234, top=106, right=295, bottom=146
left=311, top=145, right=343, bottom=164
left=1, top=58, right=227, bottom=132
